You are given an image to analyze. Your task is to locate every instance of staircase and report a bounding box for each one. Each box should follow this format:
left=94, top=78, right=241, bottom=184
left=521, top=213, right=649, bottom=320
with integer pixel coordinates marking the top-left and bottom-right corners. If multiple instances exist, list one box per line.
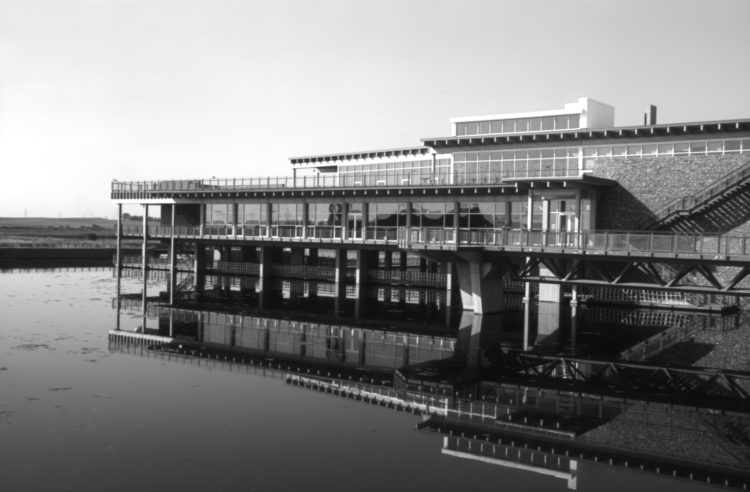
left=641, top=160, right=750, bottom=233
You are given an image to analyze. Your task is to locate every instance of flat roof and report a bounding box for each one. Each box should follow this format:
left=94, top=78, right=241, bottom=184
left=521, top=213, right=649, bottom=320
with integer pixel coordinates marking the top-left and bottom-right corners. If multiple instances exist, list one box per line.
left=423, top=118, right=750, bottom=148
left=291, top=146, right=431, bottom=165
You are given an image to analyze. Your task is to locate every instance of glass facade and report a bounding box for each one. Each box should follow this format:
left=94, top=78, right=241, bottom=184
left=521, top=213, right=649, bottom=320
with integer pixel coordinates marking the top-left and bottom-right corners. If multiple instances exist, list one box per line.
left=453, top=149, right=581, bottom=182
left=338, top=158, right=452, bottom=186
left=455, top=113, right=581, bottom=137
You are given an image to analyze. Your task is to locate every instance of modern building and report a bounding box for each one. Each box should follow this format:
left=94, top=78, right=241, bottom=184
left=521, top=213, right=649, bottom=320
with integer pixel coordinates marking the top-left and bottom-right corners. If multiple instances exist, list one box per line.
left=111, top=97, right=750, bottom=315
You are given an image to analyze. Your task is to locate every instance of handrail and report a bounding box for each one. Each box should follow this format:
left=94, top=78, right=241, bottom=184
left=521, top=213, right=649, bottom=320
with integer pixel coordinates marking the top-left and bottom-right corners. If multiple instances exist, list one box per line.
left=642, top=159, right=750, bottom=227
left=110, top=168, right=585, bottom=195
left=117, top=225, right=750, bottom=258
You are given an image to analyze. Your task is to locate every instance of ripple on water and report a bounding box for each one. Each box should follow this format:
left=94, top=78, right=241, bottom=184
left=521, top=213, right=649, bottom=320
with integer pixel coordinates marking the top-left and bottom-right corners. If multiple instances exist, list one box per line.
left=12, top=343, right=54, bottom=352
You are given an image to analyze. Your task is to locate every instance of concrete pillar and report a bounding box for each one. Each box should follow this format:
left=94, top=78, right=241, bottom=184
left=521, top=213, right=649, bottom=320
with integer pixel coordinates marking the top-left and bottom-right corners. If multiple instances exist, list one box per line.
left=455, top=253, right=506, bottom=314
left=258, top=246, right=282, bottom=308
left=141, top=204, right=149, bottom=317
left=538, top=265, right=563, bottom=303
left=115, top=203, right=122, bottom=272
left=523, top=282, right=531, bottom=351
left=383, top=251, right=393, bottom=270
left=334, top=248, right=347, bottom=301
left=355, top=250, right=378, bottom=315
left=169, top=203, right=176, bottom=305
left=289, top=247, right=305, bottom=266
left=232, top=203, right=238, bottom=239
left=194, top=243, right=206, bottom=294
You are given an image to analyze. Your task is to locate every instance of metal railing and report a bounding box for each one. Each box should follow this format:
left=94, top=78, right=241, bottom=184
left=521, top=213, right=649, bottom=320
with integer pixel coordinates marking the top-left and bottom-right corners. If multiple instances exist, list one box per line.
left=118, top=225, right=750, bottom=259
left=642, top=160, right=750, bottom=226
left=111, top=168, right=586, bottom=196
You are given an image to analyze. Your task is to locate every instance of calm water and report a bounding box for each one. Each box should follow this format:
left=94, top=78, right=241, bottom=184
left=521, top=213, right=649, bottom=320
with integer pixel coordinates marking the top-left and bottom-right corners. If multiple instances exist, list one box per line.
left=0, top=268, right=745, bottom=491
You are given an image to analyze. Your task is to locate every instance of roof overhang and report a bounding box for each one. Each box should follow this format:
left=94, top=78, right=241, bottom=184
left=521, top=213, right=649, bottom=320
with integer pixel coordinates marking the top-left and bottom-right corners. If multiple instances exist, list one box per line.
left=422, top=119, right=750, bottom=149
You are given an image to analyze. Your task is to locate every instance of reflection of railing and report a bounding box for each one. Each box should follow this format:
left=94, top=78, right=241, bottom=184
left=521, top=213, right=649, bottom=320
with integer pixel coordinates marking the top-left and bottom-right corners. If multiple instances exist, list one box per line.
left=368, top=270, right=447, bottom=287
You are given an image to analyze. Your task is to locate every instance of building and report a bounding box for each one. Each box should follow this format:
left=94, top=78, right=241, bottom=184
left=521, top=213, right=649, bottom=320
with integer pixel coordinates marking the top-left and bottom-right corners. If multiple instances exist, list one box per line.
left=111, top=97, right=750, bottom=315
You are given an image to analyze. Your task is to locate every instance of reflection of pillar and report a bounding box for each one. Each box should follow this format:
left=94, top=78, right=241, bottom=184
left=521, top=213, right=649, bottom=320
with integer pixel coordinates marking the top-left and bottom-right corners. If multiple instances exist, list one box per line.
left=299, top=324, right=306, bottom=357
left=358, top=330, right=366, bottom=365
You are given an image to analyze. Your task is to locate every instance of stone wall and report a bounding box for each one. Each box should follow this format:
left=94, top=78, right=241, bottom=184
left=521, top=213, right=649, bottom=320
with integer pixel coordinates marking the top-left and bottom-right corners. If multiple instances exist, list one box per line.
left=591, top=154, right=749, bottom=230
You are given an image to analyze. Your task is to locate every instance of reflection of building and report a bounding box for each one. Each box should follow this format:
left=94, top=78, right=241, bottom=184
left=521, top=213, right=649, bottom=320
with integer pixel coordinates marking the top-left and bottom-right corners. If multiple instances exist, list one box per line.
left=110, top=297, right=750, bottom=491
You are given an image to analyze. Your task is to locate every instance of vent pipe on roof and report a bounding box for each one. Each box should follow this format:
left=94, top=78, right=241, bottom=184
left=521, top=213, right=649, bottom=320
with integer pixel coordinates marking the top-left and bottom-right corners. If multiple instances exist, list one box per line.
left=643, top=105, right=657, bottom=125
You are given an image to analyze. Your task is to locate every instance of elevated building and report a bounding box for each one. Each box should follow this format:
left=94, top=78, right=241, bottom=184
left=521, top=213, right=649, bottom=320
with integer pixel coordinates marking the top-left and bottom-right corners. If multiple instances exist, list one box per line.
left=112, top=98, right=750, bottom=315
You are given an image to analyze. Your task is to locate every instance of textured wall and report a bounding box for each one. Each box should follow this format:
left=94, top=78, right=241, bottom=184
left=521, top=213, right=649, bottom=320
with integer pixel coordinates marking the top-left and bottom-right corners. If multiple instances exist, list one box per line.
left=590, top=154, right=749, bottom=230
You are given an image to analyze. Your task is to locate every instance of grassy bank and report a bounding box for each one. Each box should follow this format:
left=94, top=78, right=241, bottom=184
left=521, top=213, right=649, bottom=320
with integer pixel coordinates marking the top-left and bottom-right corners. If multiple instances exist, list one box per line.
left=0, top=217, right=130, bottom=246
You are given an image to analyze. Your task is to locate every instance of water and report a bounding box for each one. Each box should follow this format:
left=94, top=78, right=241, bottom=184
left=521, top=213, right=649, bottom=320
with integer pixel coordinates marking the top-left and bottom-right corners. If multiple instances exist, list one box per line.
left=1, top=268, right=748, bottom=491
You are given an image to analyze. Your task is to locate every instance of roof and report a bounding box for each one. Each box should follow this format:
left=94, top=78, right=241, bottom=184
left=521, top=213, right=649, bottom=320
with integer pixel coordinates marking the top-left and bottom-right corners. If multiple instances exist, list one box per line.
left=291, top=146, right=432, bottom=165
left=422, top=119, right=750, bottom=149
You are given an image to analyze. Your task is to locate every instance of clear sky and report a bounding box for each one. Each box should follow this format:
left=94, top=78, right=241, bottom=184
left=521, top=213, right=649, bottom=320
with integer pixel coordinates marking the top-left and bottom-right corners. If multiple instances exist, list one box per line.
left=1, top=0, right=749, bottom=218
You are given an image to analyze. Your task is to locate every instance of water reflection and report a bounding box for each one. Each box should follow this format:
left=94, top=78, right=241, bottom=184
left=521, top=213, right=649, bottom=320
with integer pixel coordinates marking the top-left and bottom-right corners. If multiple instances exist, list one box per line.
left=111, top=284, right=750, bottom=490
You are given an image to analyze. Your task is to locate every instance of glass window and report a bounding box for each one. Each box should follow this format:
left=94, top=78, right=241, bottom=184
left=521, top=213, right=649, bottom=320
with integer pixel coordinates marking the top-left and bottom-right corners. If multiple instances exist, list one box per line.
left=725, top=139, right=741, bottom=153
left=642, top=144, right=657, bottom=156
left=690, top=141, right=706, bottom=154
left=466, top=122, right=479, bottom=135
left=743, top=139, right=750, bottom=152
left=479, top=121, right=490, bottom=134
left=568, top=114, right=580, bottom=128
left=456, top=123, right=466, bottom=136
left=453, top=152, right=466, bottom=163
left=478, top=151, right=491, bottom=161
left=554, top=115, right=568, bottom=130
left=541, top=116, right=554, bottom=131
left=657, top=143, right=673, bottom=155
left=490, top=120, right=503, bottom=134
left=597, top=146, right=611, bottom=157
left=528, top=117, right=541, bottom=132
left=541, top=149, right=554, bottom=159
left=627, top=145, right=641, bottom=156
left=583, top=147, right=596, bottom=157
left=502, top=120, right=515, bottom=133
left=612, top=146, right=626, bottom=157
left=531, top=201, right=544, bottom=229
left=707, top=140, right=723, bottom=153
left=515, top=118, right=528, bottom=133
left=674, top=142, right=690, bottom=154
left=510, top=201, right=527, bottom=229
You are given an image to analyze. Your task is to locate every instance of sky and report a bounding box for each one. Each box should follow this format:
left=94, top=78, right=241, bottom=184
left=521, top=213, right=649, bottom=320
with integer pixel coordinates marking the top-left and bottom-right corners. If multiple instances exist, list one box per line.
left=1, top=0, right=749, bottom=218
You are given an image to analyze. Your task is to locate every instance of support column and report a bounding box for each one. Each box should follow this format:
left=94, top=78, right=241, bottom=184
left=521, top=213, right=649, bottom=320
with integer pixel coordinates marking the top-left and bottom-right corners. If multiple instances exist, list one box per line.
left=194, top=243, right=206, bottom=294
left=523, top=281, right=531, bottom=351
left=334, top=248, right=347, bottom=302
left=538, top=265, right=563, bottom=303
left=141, top=204, right=149, bottom=317
left=169, top=204, right=176, bottom=305
left=355, top=250, right=378, bottom=316
left=258, top=246, right=282, bottom=308
left=115, top=203, right=122, bottom=272
left=455, top=252, right=506, bottom=314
